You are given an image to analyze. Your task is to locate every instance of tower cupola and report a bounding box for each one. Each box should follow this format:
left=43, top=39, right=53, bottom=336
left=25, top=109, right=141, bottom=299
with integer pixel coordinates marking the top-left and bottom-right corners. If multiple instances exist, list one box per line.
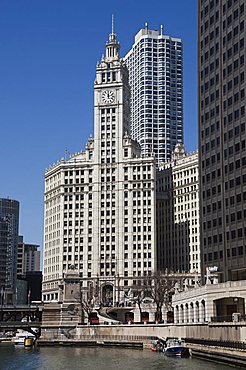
left=105, top=15, right=120, bottom=62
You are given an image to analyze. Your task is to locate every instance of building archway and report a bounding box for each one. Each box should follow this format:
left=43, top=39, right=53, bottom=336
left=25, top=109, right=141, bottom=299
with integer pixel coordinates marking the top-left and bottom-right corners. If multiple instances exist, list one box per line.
left=125, top=311, right=134, bottom=324
left=180, top=304, right=184, bottom=323
left=141, top=311, right=149, bottom=323
left=200, top=299, right=206, bottom=322
left=195, top=301, right=199, bottom=322
left=101, top=284, right=113, bottom=306
left=175, top=305, right=179, bottom=323
left=167, top=310, right=174, bottom=323
left=185, top=303, right=189, bottom=323
left=189, top=302, right=194, bottom=322
left=213, top=297, right=245, bottom=321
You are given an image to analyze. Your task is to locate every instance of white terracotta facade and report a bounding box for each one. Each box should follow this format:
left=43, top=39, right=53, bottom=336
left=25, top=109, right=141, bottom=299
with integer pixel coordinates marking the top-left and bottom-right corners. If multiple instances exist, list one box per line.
left=42, top=27, right=156, bottom=303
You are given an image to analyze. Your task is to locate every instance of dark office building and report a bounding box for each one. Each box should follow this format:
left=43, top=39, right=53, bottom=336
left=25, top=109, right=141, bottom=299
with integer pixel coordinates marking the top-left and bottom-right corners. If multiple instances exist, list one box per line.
left=0, top=198, right=19, bottom=303
left=0, top=219, right=8, bottom=290
left=198, top=0, right=246, bottom=282
left=16, top=271, right=42, bottom=304
left=25, top=271, right=42, bottom=302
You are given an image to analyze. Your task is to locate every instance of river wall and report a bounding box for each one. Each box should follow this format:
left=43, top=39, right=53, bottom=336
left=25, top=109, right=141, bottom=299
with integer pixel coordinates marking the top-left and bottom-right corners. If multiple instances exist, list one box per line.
left=76, top=322, right=246, bottom=341
left=41, top=322, right=246, bottom=343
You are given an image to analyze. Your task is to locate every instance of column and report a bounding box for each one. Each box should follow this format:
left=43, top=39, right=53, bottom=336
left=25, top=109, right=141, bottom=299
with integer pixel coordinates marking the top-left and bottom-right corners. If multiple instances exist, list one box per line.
left=149, top=309, right=155, bottom=322
left=184, top=304, right=188, bottom=323
left=193, top=302, right=198, bottom=323
left=179, top=306, right=183, bottom=323
left=174, top=306, right=179, bottom=324
left=162, top=308, right=167, bottom=324
left=188, top=303, right=193, bottom=323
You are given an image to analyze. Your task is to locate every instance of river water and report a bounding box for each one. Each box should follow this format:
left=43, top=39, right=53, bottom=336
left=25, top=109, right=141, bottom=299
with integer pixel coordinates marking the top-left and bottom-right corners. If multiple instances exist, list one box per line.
left=0, top=345, right=236, bottom=370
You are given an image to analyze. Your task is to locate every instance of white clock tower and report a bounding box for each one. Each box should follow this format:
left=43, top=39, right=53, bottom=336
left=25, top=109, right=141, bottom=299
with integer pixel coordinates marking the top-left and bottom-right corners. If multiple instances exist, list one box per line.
left=42, top=20, right=156, bottom=307
left=94, top=18, right=131, bottom=165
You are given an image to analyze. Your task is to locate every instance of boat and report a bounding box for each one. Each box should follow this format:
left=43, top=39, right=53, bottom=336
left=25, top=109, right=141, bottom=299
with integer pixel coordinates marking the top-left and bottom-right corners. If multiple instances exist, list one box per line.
left=163, top=338, right=191, bottom=357
left=12, top=330, right=35, bottom=345
left=151, top=339, right=166, bottom=352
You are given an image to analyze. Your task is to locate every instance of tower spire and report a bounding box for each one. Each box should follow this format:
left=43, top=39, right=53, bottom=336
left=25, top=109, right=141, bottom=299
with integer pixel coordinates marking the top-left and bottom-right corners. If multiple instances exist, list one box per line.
left=112, top=14, right=114, bottom=35
left=109, top=14, right=116, bottom=42
left=105, top=14, right=120, bottom=61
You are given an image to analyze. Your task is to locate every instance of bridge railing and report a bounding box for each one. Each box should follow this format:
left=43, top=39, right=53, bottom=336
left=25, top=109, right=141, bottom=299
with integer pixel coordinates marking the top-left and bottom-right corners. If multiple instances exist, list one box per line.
left=0, top=305, right=41, bottom=309
left=0, top=321, right=41, bottom=328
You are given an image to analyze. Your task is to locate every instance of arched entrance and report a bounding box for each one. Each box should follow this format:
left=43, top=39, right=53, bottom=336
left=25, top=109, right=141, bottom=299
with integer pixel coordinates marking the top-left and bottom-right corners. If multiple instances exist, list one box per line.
left=88, top=311, right=99, bottom=325
left=179, top=304, right=184, bottom=323
left=189, top=302, right=194, bottom=322
left=200, top=299, right=206, bottom=322
left=101, top=284, right=113, bottom=306
left=125, top=311, right=134, bottom=324
left=141, top=311, right=149, bottom=323
left=195, top=301, right=199, bottom=323
left=167, top=310, right=174, bottom=323
left=214, top=297, right=245, bottom=321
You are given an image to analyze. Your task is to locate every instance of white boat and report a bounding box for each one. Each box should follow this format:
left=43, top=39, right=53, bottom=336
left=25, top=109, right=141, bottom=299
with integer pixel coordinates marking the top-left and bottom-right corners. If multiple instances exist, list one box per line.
left=164, top=338, right=191, bottom=357
left=12, top=330, right=35, bottom=345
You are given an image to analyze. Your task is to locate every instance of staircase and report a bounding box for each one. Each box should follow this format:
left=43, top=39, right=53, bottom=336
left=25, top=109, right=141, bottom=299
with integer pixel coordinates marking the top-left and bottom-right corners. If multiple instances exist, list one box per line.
left=97, top=307, right=120, bottom=324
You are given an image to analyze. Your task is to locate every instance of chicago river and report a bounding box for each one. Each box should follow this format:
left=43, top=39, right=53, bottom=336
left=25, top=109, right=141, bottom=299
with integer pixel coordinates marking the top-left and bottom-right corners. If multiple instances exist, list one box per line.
left=0, top=346, right=237, bottom=370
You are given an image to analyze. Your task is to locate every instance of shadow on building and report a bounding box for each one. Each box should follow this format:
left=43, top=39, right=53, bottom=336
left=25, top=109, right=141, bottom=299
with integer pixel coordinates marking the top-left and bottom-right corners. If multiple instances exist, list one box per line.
left=157, top=165, right=191, bottom=273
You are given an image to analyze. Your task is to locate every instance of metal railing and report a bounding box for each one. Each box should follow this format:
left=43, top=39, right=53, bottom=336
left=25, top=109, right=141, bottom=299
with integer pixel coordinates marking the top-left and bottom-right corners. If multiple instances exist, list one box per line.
left=211, top=314, right=246, bottom=323
left=185, top=337, right=246, bottom=350
left=77, top=334, right=158, bottom=342
left=0, top=321, right=41, bottom=328
left=211, top=315, right=232, bottom=322
left=41, top=330, right=158, bottom=342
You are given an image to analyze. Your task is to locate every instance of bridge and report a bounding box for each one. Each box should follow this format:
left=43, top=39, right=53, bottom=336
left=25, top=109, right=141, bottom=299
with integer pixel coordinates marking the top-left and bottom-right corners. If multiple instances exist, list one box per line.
left=0, top=305, right=42, bottom=337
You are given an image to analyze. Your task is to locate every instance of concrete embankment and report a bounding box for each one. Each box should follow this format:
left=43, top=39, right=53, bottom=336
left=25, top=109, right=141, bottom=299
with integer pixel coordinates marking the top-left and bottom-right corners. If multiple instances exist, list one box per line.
left=37, top=339, right=143, bottom=349
left=189, top=344, right=246, bottom=368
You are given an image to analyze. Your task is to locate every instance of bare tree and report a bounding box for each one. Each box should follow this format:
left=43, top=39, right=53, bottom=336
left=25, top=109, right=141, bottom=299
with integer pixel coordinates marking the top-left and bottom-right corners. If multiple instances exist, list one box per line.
left=74, top=282, right=95, bottom=324
left=131, top=283, right=145, bottom=321
left=143, top=271, right=177, bottom=322
left=80, top=295, right=94, bottom=319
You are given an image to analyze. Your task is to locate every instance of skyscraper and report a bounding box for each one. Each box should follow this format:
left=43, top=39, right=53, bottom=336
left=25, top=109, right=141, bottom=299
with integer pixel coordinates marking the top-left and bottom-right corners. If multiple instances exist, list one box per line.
left=199, top=0, right=246, bottom=282
left=125, top=25, right=183, bottom=166
left=157, top=144, right=200, bottom=274
left=42, top=24, right=156, bottom=304
left=0, top=198, right=19, bottom=304
left=17, top=236, right=40, bottom=277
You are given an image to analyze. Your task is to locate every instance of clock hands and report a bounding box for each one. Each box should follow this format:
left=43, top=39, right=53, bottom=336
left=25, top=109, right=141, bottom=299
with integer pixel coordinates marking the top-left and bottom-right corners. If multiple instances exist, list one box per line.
left=102, top=90, right=115, bottom=104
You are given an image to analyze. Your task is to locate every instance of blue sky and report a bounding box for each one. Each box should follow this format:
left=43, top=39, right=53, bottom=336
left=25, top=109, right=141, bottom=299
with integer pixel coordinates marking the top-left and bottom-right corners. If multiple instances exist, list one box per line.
left=0, top=0, right=197, bottom=255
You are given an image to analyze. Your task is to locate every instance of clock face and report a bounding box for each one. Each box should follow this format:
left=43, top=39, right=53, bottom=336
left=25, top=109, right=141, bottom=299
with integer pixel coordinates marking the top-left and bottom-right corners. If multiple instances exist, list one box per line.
left=102, top=90, right=115, bottom=104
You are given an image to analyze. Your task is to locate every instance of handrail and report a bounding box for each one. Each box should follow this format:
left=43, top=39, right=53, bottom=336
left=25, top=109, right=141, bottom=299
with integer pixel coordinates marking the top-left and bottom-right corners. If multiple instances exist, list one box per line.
left=185, top=337, right=246, bottom=350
